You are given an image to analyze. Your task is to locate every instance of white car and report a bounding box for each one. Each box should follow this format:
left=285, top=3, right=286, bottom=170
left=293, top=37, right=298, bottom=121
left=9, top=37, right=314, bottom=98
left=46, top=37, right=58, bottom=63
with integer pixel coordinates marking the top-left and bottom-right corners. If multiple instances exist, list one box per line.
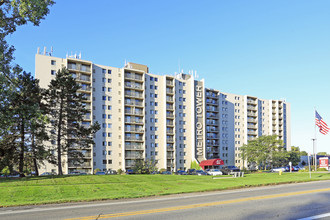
left=207, top=169, right=223, bottom=176
left=271, top=167, right=286, bottom=172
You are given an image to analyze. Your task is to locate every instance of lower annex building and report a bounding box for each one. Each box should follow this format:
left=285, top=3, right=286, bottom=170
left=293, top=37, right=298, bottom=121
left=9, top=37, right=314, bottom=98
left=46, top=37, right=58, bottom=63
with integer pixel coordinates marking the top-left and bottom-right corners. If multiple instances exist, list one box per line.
left=35, top=52, right=291, bottom=174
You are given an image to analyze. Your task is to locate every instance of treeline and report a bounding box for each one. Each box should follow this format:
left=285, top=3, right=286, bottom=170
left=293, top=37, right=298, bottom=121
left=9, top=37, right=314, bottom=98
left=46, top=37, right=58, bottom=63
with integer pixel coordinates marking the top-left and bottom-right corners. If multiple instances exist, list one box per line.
left=0, top=1, right=100, bottom=176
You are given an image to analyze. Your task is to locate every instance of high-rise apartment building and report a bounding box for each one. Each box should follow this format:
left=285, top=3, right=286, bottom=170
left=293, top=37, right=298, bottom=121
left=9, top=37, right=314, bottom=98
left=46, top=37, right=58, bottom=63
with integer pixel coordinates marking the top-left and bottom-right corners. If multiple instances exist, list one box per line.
left=35, top=52, right=291, bottom=174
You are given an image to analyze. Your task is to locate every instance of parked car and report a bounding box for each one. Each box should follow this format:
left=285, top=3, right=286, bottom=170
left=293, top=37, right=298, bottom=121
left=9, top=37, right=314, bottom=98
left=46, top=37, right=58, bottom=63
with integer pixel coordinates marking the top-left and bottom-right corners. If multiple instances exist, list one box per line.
left=125, top=169, right=135, bottom=175
left=40, top=172, right=57, bottom=176
left=160, top=171, right=172, bottom=175
left=95, top=171, right=106, bottom=175
left=207, top=169, right=223, bottom=176
left=69, top=171, right=81, bottom=175
left=221, top=166, right=240, bottom=175
left=195, top=170, right=208, bottom=176
left=176, top=170, right=188, bottom=175
left=106, top=170, right=117, bottom=175
left=270, top=167, right=286, bottom=172
left=187, top=169, right=196, bottom=175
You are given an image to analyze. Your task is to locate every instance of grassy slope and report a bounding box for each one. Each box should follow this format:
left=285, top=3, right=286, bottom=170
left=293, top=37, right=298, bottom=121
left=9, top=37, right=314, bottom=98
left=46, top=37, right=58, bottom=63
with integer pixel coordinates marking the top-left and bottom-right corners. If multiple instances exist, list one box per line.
left=1, top=172, right=330, bottom=207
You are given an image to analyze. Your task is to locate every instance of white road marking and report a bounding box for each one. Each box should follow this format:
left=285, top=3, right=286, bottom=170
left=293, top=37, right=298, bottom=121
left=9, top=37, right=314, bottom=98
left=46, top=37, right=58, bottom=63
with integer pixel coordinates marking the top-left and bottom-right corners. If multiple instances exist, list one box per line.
left=298, top=212, right=330, bottom=220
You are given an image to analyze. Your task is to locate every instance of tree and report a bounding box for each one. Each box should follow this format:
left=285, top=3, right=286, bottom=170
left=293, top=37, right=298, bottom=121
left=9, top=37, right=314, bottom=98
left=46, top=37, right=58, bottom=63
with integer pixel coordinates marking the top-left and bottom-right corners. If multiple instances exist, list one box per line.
left=190, top=160, right=202, bottom=170
left=132, top=159, right=158, bottom=174
left=241, top=135, right=284, bottom=170
left=45, top=68, right=100, bottom=175
left=2, top=72, right=50, bottom=176
left=0, top=0, right=54, bottom=173
left=300, top=151, right=308, bottom=156
left=318, top=152, right=328, bottom=156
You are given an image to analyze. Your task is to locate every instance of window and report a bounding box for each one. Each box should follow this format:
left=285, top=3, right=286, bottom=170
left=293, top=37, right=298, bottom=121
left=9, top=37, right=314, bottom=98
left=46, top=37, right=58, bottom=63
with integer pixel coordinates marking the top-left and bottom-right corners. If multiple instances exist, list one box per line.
left=155, top=86, right=158, bottom=90
left=108, top=88, right=112, bottom=92
left=108, top=79, right=112, bottom=83
left=102, top=96, right=106, bottom=100
left=155, top=77, right=158, bottom=82
left=102, top=69, right=106, bottom=74
left=108, top=70, right=112, bottom=74
left=108, top=142, right=112, bottom=146
left=150, top=76, right=154, bottom=81
left=103, top=160, right=106, bottom=164
left=155, top=94, right=158, bottom=98
left=51, top=70, right=56, bottom=75
left=108, top=160, right=112, bottom=164
left=155, top=102, right=158, bottom=106
left=150, top=85, right=153, bottom=89
left=51, top=60, right=56, bottom=65
left=108, top=114, right=112, bottom=119
left=108, top=106, right=112, bottom=110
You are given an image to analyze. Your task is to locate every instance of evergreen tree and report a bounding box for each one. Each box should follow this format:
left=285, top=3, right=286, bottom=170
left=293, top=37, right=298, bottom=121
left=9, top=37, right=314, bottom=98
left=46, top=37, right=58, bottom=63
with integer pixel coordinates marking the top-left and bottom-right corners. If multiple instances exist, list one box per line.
left=45, top=67, right=100, bottom=175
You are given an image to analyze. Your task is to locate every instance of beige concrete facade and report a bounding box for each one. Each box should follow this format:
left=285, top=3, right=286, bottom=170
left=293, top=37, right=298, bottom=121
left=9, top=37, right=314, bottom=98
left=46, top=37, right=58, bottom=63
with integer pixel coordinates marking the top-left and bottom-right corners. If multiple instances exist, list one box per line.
left=35, top=53, right=291, bottom=173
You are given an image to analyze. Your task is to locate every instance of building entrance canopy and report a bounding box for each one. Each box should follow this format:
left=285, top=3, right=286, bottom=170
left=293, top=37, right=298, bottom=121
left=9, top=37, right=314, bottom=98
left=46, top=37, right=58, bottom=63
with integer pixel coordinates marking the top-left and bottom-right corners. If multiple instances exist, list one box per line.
left=199, top=159, right=224, bottom=170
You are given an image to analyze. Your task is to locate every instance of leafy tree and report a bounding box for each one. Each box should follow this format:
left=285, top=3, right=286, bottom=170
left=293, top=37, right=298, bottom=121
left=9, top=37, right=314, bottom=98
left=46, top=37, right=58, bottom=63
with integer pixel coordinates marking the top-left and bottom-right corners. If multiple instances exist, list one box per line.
left=132, top=159, right=158, bottom=174
left=300, top=151, right=308, bottom=156
left=45, top=67, right=100, bottom=175
left=0, top=0, right=54, bottom=173
left=318, top=152, right=328, bottom=156
left=190, top=160, right=202, bottom=170
left=241, top=135, right=284, bottom=170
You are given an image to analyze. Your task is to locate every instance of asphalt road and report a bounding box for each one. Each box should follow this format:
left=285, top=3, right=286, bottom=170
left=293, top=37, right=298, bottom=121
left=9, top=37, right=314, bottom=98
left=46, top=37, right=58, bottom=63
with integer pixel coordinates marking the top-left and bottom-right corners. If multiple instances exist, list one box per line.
left=2, top=180, right=330, bottom=220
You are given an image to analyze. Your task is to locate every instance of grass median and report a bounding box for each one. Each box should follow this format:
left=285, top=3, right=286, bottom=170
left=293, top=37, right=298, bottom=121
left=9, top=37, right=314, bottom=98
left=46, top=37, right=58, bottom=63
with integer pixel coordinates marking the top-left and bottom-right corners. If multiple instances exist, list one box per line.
left=1, top=172, right=330, bottom=207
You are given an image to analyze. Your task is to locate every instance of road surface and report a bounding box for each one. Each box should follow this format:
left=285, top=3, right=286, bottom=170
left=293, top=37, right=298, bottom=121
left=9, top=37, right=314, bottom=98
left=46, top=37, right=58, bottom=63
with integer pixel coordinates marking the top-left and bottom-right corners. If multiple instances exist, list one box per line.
left=1, top=180, right=330, bottom=220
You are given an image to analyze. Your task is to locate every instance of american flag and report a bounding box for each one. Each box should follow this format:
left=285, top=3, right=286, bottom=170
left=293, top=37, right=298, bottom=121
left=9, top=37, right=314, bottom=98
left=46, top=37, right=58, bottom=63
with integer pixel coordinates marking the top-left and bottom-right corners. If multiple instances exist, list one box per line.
left=315, top=111, right=330, bottom=135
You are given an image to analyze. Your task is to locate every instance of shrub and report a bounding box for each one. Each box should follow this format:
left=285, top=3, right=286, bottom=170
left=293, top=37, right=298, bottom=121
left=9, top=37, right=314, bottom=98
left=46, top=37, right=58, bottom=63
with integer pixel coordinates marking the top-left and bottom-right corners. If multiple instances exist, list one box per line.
left=159, top=168, right=167, bottom=174
left=93, top=168, right=101, bottom=174
left=317, top=168, right=328, bottom=172
left=1, top=166, right=10, bottom=176
left=117, top=169, right=123, bottom=175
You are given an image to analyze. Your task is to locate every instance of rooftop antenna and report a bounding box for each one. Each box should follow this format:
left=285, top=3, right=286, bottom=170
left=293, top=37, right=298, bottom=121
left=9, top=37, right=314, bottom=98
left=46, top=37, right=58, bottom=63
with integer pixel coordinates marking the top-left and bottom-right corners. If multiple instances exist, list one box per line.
left=43, top=47, right=46, bottom=55
left=50, top=46, right=53, bottom=56
left=66, top=52, right=68, bottom=58
left=37, top=47, right=40, bottom=54
left=79, top=51, right=81, bottom=59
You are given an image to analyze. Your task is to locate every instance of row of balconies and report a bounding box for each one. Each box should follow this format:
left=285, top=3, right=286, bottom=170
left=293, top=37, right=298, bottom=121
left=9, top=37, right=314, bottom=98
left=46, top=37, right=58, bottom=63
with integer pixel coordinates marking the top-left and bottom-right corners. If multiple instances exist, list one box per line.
left=124, top=118, right=144, bottom=124
left=125, top=144, right=144, bottom=150
left=124, top=91, right=143, bottom=99
left=125, top=136, right=144, bottom=141
left=68, top=63, right=91, bottom=73
left=124, top=83, right=143, bottom=90
left=125, top=127, right=144, bottom=133
left=68, top=162, right=91, bottom=168
left=124, top=100, right=143, bottom=106
left=124, top=73, right=143, bottom=81
left=125, top=109, right=144, bottom=116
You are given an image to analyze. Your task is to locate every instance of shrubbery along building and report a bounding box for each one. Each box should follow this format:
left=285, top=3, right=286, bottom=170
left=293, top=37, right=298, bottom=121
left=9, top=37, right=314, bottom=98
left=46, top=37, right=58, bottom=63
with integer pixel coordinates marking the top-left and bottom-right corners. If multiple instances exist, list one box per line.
left=35, top=51, right=291, bottom=174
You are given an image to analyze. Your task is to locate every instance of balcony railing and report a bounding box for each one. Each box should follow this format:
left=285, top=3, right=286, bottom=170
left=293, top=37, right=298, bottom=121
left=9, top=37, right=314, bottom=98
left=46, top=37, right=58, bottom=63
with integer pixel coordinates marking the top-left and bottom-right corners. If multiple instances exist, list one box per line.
left=125, top=145, right=144, bottom=150
left=68, top=162, right=91, bottom=167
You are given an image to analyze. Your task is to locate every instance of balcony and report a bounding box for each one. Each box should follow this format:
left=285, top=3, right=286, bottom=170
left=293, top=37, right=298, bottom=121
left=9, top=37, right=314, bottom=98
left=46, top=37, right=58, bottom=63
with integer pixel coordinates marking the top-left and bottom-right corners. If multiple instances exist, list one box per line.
left=247, top=118, right=257, bottom=123
left=125, top=92, right=143, bottom=99
left=166, top=88, right=174, bottom=94
left=166, top=113, right=174, bottom=118
left=125, top=136, right=144, bottom=141
left=166, top=97, right=174, bottom=102
left=167, top=146, right=174, bottom=151
left=125, top=119, right=144, bottom=124
left=247, top=100, right=257, bottom=105
left=247, top=112, right=257, bottom=117
left=167, top=138, right=174, bottom=143
left=125, top=73, right=143, bottom=81
left=247, top=131, right=257, bottom=135
left=206, top=100, right=218, bottom=105
left=124, top=109, right=143, bottom=116
left=247, top=124, right=257, bottom=129
left=68, top=162, right=91, bottom=168
left=125, top=127, right=144, bottom=133
left=166, top=121, right=174, bottom=126
left=166, top=105, right=174, bottom=110
left=167, top=155, right=174, bottom=159
left=247, top=106, right=257, bottom=110
left=124, top=101, right=143, bottom=107
left=125, top=154, right=142, bottom=159
left=125, top=144, right=144, bottom=150
left=124, top=83, right=143, bottom=90
left=166, top=80, right=174, bottom=87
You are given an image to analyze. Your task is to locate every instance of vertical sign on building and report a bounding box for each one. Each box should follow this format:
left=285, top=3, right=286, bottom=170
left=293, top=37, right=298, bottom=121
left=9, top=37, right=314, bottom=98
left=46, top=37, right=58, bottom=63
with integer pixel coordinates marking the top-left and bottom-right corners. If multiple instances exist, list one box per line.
left=195, top=81, right=204, bottom=161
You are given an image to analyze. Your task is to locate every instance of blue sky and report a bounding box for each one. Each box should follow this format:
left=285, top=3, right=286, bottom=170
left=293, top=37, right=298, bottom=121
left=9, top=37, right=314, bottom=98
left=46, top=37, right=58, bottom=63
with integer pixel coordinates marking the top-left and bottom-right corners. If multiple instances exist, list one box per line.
left=6, top=0, right=330, bottom=153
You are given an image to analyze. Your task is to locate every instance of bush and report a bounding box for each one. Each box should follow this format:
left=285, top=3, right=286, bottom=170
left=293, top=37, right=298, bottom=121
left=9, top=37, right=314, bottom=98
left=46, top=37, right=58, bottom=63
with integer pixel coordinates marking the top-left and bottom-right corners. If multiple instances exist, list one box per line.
left=93, top=168, right=101, bottom=174
left=1, top=166, right=10, bottom=176
left=159, top=168, right=166, bottom=174
left=317, top=168, right=328, bottom=171
left=117, top=169, right=123, bottom=175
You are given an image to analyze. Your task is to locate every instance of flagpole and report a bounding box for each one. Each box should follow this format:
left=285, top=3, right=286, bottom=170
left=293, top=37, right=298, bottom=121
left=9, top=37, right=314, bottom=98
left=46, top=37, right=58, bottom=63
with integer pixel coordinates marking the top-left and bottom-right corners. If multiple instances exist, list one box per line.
left=314, top=107, right=317, bottom=171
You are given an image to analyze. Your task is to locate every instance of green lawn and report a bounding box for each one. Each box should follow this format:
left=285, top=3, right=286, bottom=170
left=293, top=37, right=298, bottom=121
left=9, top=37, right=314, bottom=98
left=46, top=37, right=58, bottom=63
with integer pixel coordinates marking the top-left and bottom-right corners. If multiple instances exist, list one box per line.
left=1, top=172, right=330, bottom=207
